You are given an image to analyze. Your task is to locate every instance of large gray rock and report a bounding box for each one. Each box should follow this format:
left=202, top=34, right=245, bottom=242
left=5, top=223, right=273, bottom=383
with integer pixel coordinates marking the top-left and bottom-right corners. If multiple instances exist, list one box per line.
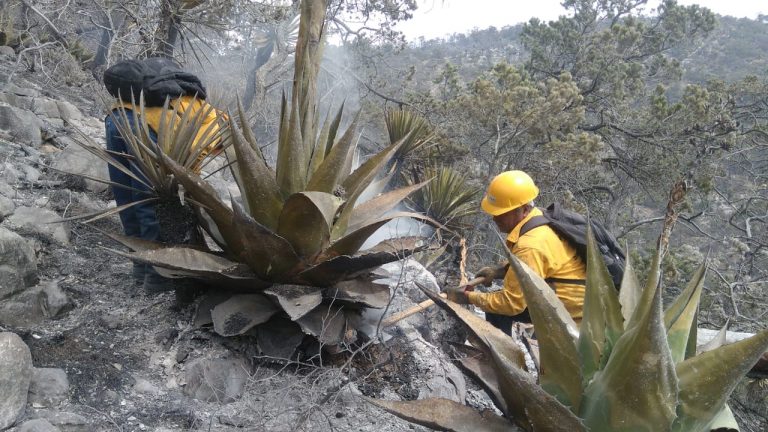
left=184, top=358, right=248, bottom=403
left=15, top=418, right=61, bottom=432
left=50, top=139, right=109, bottom=193
left=55, top=101, right=82, bottom=122
left=31, top=99, right=62, bottom=124
left=0, top=227, right=38, bottom=299
left=0, top=280, right=73, bottom=328
left=5, top=207, right=70, bottom=245
left=27, top=368, right=69, bottom=408
left=0, top=193, right=14, bottom=220
left=0, top=180, right=15, bottom=198
left=0, top=104, right=42, bottom=146
left=25, top=410, right=88, bottom=432
left=0, top=332, right=33, bottom=429
left=0, top=46, right=15, bottom=58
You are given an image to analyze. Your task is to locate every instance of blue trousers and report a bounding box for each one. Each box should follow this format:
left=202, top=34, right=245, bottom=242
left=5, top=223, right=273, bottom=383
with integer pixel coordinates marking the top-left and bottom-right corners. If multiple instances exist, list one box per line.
left=105, top=110, right=160, bottom=242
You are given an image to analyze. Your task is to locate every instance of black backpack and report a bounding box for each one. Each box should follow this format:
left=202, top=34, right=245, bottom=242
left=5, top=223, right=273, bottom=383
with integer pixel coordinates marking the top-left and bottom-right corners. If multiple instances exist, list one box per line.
left=519, top=203, right=626, bottom=289
left=103, top=58, right=207, bottom=107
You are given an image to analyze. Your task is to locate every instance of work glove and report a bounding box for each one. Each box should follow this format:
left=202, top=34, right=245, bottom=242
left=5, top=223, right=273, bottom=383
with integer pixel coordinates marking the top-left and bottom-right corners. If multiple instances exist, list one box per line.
left=446, top=285, right=471, bottom=304
left=475, top=264, right=507, bottom=287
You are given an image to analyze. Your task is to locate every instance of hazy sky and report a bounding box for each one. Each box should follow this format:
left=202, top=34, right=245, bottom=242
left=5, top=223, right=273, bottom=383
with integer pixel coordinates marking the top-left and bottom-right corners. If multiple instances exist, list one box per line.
left=395, top=0, right=768, bottom=41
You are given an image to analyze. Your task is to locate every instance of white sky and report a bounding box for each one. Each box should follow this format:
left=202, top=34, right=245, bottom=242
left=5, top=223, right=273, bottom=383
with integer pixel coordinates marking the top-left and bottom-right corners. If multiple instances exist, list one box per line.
left=395, top=0, right=768, bottom=41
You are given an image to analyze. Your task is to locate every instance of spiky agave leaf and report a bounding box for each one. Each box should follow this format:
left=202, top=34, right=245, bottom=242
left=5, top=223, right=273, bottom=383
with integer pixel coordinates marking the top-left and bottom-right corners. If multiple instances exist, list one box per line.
left=617, top=251, right=642, bottom=327
left=578, top=224, right=624, bottom=385
left=404, top=165, right=481, bottom=230
left=385, top=109, right=436, bottom=162
left=665, top=261, right=707, bottom=363
left=498, top=231, right=583, bottom=410
left=674, top=330, right=768, bottom=431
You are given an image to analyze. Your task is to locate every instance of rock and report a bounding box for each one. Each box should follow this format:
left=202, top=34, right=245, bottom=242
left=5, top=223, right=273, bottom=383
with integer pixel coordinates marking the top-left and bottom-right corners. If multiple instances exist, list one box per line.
left=0, top=46, right=15, bottom=58
left=27, top=368, right=69, bottom=408
left=38, top=281, right=73, bottom=319
left=0, top=280, right=72, bottom=327
left=3, top=162, right=23, bottom=184
left=5, top=207, right=70, bottom=245
left=21, top=165, right=41, bottom=183
left=0, top=92, right=34, bottom=111
left=4, top=84, right=40, bottom=98
left=0, top=193, right=14, bottom=220
left=0, top=104, right=43, bottom=146
left=15, top=418, right=61, bottom=432
left=31, top=98, right=63, bottom=123
left=50, top=139, right=109, bottom=193
left=218, top=414, right=248, bottom=427
left=184, top=358, right=248, bottom=403
left=0, top=180, right=14, bottom=197
left=26, top=410, right=88, bottom=432
left=0, top=332, right=33, bottom=429
left=133, top=378, right=161, bottom=396
left=0, top=226, right=38, bottom=299
left=55, top=101, right=82, bottom=122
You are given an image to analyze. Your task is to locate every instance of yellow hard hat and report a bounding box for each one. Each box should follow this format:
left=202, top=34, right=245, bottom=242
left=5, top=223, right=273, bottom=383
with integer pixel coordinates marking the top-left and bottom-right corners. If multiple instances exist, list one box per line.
left=481, top=170, right=539, bottom=216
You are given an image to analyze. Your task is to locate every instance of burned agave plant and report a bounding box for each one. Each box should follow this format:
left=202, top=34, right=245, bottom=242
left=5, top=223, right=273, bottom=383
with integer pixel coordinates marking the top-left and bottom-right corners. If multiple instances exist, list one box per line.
left=74, top=0, right=440, bottom=356
left=367, top=224, right=768, bottom=432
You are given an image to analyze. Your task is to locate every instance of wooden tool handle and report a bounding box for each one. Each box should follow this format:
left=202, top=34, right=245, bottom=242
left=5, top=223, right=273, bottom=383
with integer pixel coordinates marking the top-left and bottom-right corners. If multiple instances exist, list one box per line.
left=381, top=277, right=486, bottom=328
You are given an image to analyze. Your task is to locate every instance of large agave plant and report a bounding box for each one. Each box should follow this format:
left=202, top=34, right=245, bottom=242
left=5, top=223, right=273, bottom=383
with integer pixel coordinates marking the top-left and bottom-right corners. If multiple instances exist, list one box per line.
left=367, top=223, right=768, bottom=431
left=90, top=0, right=439, bottom=353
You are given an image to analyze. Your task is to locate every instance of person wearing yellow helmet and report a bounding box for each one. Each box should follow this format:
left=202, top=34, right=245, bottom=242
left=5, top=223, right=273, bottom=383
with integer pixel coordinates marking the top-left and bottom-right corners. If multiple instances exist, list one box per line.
left=447, top=170, right=587, bottom=335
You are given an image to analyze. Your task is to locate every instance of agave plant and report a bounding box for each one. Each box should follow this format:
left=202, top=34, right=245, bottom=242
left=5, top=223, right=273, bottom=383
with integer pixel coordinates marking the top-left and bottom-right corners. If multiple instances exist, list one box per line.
left=367, top=221, right=768, bottom=431
left=83, top=0, right=440, bottom=354
left=63, top=94, right=230, bottom=244
left=404, top=165, right=481, bottom=232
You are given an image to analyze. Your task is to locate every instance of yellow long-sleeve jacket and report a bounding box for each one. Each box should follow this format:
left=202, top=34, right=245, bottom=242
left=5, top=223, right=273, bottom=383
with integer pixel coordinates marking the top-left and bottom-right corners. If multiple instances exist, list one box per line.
left=113, top=96, right=226, bottom=170
left=467, top=208, right=587, bottom=319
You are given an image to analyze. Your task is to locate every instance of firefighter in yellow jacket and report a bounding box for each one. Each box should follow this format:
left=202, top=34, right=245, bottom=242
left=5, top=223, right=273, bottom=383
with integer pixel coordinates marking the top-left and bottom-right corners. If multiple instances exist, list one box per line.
left=447, top=170, right=587, bottom=335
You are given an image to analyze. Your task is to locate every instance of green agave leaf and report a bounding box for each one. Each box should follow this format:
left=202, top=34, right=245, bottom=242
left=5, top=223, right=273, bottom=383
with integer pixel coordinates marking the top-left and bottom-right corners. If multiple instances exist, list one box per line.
left=297, top=236, right=429, bottom=286
left=362, top=165, right=396, bottom=200
left=674, top=330, right=768, bottom=432
left=327, top=211, right=443, bottom=259
left=231, top=200, right=300, bottom=279
left=277, top=192, right=341, bottom=259
left=230, top=113, right=283, bottom=229
left=347, top=180, right=430, bottom=232
left=211, top=294, right=278, bottom=336
left=341, top=134, right=407, bottom=195
left=618, top=251, right=642, bottom=328
left=364, top=397, right=513, bottom=432
left=305, top=112, right=360, bottom=193
left=307, top=109, right=334, bottom=176
left=487, top=340, right=586, bottom=431
left=502, top=241, right=582, bottom=410
left=236, top=98, right=266, bottom=161
left=332, top=136, right=409, bottom=239
left=579, top=225, right=624, bottom=386
left=276, top=97, right=308, bottom=197
left=665, top=261, right=707, bottom=364
left=326, top=276, right=390, bottom=308
left=264, top=284, right=322, bottom=321
left=626, top=246, right=662, bottom=331
left=580, top=271, right=677, bottom=432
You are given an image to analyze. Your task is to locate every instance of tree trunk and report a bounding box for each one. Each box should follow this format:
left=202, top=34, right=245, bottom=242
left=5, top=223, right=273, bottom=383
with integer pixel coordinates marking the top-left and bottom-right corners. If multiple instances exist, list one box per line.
left=243, top=39, right=276, bottom=111
left=153, top=0, right=181, bottom=58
